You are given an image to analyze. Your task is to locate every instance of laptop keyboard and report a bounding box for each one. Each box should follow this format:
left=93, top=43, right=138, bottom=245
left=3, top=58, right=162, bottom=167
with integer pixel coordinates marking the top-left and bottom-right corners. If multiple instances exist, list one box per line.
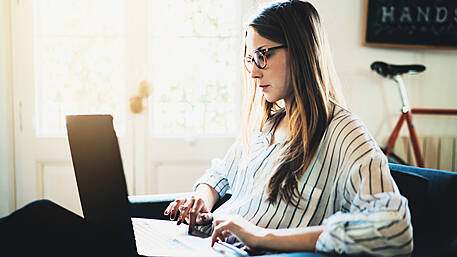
left=132, top=218, right=191, bottom=251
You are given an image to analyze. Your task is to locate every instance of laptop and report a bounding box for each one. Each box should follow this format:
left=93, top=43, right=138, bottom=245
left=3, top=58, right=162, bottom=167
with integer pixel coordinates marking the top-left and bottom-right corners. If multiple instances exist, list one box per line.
left=66, top=114, right=247, bottom=257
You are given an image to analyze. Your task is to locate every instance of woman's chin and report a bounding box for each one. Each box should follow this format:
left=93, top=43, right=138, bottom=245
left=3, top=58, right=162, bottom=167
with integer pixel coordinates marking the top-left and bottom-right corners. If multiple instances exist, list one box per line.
left=263, top=94, right=278, bottom=103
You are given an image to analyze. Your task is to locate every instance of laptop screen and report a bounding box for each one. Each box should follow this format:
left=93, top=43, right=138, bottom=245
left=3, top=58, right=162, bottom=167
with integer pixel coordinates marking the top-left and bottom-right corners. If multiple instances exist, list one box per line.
left=66, top=114, right=137, bottom=255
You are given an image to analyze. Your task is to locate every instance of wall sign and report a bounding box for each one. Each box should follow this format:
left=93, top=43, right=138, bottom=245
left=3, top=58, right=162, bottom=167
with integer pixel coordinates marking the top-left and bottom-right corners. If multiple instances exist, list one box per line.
left=363, top=0, right=457, bottom=49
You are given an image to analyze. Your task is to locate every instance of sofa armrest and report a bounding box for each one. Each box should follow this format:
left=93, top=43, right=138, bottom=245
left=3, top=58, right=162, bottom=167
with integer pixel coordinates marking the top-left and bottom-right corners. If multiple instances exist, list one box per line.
left=129, top=192, right=232, bottom=219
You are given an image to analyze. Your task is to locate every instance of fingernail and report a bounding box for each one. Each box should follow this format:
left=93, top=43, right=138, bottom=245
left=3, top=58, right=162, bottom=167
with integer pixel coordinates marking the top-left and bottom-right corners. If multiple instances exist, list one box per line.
left=170, top=214, right=175, bottom=220
left=177, top=220, right=181, bottom=225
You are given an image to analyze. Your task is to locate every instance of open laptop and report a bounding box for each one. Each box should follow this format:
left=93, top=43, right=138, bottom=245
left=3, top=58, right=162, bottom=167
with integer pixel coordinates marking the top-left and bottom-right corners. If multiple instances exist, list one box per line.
left=66, top=114, right=247, bottom=257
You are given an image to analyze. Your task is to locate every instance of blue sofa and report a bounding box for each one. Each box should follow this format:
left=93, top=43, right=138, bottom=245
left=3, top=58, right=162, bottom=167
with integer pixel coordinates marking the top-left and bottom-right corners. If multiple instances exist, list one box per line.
left=129, top=164, right=457, bottom=257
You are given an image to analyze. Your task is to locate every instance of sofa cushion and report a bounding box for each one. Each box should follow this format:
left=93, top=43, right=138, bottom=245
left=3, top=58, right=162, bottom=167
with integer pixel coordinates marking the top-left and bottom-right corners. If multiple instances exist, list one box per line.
left=390, top=166, right=428, bottom=254
left=389, top=164, right=457, bottom=257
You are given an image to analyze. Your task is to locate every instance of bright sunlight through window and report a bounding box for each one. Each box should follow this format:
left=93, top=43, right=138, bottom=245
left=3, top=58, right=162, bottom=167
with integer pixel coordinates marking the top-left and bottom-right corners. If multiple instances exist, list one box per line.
left=34, top=0, right=242, bottom=137
left=34, top=0, right=126, bottom=136
left=148, top=0, right=242, bottom=136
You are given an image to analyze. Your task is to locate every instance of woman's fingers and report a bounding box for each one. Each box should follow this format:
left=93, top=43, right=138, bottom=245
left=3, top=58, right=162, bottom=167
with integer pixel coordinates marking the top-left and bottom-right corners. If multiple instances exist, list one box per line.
left=210, top=215, right=262, bottom=248
left=164, top=203, right=171, bottom=215
left=177, top=197, right=195, bottom=225
left=211, top=220, right=235, bottom=246
left=165, top=201, right=177, bottom=220
left=188, top=198, right=208, bottom=232
left=165, top=198, right=185, bottom=220
left=164, top=196, right=212, bottom=230
left=221, top=230, right=232, bottom=240
left=164, top=201, right=177, bottom=215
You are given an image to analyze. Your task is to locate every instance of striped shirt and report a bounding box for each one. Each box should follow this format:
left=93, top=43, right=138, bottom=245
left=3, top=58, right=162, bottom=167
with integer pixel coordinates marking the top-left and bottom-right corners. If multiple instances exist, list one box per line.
left=194, top=102, right=413, bottom=256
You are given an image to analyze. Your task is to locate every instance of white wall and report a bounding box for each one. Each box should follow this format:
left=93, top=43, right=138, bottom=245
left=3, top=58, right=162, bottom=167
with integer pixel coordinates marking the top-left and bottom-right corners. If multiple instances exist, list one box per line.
left=0, top=0, right=15, bottom=216
left=314, top=1, right=457, bottom=142
left=255, top=0, right=457, bottom=143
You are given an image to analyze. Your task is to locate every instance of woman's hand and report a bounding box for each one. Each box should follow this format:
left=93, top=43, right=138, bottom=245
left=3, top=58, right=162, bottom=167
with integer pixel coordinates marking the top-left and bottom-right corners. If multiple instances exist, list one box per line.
left=164, top=195, right=212, bottom=233
left=211, top=215, right=267, bottom=249
left=211, top=215, right=325, bottom=252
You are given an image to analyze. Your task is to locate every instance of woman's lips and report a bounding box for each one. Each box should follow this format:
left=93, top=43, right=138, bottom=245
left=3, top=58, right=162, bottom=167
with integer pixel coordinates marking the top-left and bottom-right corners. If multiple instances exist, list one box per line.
left=260, top=85, right=270, bottom=92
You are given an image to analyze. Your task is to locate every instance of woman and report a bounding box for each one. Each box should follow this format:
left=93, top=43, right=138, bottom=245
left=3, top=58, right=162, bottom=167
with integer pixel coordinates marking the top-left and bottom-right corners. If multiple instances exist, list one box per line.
left=164, top=1, right=413, bottom=256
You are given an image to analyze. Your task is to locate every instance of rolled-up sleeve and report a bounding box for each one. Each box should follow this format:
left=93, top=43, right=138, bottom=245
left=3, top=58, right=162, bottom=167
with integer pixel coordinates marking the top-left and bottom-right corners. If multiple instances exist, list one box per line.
left=193, top=140, right=243, bottom=199
left=316, top=154, right=413, bottom=257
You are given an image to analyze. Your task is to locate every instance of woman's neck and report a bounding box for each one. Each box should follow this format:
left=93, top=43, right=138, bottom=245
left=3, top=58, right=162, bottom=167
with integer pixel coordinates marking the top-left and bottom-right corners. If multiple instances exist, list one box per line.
left=284, top=98, right=293, bottom=127
left=270, top=103, right=290, bottom=146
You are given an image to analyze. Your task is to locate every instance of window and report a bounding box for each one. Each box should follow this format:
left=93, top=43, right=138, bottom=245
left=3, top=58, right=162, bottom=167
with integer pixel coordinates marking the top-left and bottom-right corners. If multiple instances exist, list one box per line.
left=34, top=0, right=126, bottom=136
left=148, top=0, right=242, bottom=136
left=33, top=0, right=243, bottom=137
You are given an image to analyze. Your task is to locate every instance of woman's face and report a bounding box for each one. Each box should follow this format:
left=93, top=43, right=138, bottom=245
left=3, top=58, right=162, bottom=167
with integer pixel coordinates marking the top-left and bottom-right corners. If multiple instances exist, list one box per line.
left=245, top=27, right=292, bottom=103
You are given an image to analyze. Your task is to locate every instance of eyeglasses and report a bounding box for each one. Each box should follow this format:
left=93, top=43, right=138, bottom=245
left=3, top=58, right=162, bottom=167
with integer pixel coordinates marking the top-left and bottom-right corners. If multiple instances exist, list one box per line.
left=244, top=45, right=287, bottom=73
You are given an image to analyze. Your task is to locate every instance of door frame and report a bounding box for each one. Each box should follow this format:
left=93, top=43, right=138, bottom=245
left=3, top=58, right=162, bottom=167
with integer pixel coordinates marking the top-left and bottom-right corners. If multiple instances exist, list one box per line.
left=0, top=0, right=16, bottom=216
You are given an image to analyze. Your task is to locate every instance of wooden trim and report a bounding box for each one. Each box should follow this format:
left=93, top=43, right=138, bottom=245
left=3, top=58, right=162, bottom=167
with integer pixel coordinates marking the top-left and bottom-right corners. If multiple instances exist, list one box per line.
left=36, top=161, right=44, bottom=198
left=362, top=0, right=369, bottom=47
left=35, top=160, right=72, bottom=199
left=411, top=108, right=457, bottom=115
left=0, top=0, right=16, bottom=213
left=363, top=41, right=457, bottom=50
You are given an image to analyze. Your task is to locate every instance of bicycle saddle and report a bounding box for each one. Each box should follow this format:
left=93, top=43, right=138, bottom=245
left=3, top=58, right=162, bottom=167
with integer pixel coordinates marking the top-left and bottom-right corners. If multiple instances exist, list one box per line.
left=371, top=61, right=426, bottom=77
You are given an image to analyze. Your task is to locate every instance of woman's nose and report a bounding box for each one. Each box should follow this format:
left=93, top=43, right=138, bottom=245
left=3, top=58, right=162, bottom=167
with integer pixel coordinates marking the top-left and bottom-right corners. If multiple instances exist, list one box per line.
left=250, top=64, right=262, bottom=79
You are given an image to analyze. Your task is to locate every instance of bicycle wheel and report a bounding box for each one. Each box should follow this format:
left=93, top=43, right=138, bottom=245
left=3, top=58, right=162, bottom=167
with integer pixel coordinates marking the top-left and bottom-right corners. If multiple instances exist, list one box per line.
left=381, top=147, right=407, bottom=165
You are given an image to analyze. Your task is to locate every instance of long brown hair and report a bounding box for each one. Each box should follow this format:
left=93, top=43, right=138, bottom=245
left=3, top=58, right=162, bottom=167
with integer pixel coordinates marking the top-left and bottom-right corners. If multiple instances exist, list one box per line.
left=240, top=0, right=343, bottom=207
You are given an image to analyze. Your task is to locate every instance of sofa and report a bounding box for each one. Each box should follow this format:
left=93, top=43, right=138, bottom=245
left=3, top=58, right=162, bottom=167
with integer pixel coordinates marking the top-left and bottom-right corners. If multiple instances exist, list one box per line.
left=128, top=163, right=457, bottom=257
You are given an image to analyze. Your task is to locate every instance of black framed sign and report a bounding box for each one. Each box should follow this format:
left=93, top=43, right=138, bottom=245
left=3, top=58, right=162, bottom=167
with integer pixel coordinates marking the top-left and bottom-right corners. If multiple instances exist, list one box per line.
left=363, top=0, right=457, bottom=49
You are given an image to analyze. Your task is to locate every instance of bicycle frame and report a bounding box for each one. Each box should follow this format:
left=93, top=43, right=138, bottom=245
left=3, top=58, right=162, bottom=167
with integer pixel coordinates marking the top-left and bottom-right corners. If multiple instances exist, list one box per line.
left=384, top=75, right=457, bottom=168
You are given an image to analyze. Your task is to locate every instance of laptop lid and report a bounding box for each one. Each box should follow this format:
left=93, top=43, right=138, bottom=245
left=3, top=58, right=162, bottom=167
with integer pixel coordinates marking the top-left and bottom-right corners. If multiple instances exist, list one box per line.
left=66, top=114, right=137, bottom=255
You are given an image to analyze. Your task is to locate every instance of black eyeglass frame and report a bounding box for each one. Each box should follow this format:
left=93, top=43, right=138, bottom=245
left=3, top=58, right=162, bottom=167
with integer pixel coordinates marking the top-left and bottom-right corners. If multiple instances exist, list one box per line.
left=244, top=45, right=287, bottom=72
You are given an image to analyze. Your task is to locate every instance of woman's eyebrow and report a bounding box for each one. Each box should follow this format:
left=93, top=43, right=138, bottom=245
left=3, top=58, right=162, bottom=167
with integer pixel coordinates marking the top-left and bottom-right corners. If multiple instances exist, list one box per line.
left=256, top=44, right=268, bottom=50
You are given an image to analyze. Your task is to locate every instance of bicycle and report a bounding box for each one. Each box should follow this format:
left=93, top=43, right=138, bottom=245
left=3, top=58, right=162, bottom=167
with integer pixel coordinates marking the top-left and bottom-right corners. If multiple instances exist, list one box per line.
left=370, top=61, right=457, bottom=168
